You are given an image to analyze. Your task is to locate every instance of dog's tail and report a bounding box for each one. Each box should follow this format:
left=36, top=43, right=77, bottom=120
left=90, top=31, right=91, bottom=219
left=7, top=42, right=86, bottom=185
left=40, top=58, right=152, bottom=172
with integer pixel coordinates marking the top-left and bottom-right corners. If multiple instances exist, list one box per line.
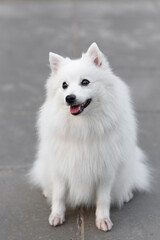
left=27, top=159, right=44, bottom=188
left=133, top=147, right=152, bottom=192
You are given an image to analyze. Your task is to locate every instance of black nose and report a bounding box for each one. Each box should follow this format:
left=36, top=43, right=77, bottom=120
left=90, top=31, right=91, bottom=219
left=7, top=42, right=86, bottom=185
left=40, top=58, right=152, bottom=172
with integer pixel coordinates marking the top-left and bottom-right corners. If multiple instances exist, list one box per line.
left=66, top=94, right=76, bottom=104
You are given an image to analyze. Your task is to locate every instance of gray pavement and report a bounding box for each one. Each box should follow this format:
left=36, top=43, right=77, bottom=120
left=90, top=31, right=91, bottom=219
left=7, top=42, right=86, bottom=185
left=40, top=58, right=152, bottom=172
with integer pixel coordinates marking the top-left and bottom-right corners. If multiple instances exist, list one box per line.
left=0, top=0, right=160, bottom=239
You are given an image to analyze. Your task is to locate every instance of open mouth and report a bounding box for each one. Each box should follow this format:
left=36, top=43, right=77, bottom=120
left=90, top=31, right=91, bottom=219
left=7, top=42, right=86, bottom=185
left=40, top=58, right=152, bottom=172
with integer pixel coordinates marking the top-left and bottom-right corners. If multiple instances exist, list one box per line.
left=70, top=99, right=92, bottom=116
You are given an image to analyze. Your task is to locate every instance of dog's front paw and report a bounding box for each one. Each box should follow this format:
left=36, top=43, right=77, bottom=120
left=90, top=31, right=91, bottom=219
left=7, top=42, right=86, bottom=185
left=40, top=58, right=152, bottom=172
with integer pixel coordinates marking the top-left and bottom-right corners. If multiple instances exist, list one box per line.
left=49, top=213, right=65, bottom=226
left=96, top=217, right=113, bottom=232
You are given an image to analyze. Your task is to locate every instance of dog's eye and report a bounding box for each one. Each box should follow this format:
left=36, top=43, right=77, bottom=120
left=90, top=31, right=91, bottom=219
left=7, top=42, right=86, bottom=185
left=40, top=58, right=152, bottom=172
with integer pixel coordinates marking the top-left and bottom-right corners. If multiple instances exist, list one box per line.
left=62, top=82, right=68, bottom=89
left=81, top=79, right=90, bottom=86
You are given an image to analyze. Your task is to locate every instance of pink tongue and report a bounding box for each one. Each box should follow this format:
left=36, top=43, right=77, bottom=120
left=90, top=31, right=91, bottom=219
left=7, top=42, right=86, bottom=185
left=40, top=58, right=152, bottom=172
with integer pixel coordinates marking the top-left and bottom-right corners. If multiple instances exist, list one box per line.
left=70, top=105, right=81, bottom=114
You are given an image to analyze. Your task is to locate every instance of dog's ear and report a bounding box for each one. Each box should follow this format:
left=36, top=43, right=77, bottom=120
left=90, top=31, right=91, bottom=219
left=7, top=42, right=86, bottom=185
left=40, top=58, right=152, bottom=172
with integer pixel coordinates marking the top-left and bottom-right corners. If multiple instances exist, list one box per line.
left=86, top=42, right=103, bottom=67
left=49, top=52, right=64, bottom=73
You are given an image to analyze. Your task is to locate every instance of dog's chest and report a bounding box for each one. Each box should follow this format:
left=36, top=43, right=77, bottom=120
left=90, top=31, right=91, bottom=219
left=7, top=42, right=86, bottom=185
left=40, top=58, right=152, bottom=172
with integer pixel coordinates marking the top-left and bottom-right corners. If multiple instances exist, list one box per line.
left=53, top=136, right=110, bottom=181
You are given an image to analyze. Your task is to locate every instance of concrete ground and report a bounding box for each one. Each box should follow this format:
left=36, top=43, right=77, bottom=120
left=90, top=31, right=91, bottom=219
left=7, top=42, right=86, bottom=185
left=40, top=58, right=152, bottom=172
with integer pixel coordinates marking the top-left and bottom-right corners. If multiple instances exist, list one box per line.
left=0, top=0, right=160, bottom=239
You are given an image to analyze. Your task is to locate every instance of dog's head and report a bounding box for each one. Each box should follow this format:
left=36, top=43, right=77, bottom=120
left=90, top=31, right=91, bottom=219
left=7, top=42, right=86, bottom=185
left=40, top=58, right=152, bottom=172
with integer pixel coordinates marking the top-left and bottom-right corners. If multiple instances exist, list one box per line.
left=47, top=43, right=112, bottom=117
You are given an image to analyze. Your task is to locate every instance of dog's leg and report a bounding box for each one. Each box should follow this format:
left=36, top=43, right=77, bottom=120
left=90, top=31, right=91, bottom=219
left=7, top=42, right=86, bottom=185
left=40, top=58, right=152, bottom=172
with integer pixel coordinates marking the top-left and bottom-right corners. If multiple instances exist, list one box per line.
left=95, top=176, right=114, bottom=232
left=49, top=178, right=66, bottom=227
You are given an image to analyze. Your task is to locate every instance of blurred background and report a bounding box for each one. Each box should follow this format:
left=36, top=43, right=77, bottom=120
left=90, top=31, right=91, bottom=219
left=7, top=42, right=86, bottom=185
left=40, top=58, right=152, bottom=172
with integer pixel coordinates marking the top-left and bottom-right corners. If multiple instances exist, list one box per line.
left=0, top=0, right=160, bottom=240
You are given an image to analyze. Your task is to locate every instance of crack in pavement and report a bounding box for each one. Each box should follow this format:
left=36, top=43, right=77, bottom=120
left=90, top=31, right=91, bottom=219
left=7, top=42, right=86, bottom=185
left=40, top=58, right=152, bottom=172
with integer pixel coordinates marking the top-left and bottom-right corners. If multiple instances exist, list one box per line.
left=0, top=167, right=29, bottom=172
left=77, top=207, right=85, bottom=240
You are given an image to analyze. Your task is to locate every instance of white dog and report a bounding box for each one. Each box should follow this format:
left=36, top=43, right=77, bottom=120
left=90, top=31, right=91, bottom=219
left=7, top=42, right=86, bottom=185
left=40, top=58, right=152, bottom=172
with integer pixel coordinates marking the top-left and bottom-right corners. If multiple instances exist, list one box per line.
left=30, top=43, right=151, bottom=231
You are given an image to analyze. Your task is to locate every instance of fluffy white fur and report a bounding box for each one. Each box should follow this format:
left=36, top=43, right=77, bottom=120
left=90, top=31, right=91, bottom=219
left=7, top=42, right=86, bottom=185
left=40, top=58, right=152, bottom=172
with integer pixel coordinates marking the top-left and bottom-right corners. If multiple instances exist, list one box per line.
left=30, top=43, right=151, bottom=231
